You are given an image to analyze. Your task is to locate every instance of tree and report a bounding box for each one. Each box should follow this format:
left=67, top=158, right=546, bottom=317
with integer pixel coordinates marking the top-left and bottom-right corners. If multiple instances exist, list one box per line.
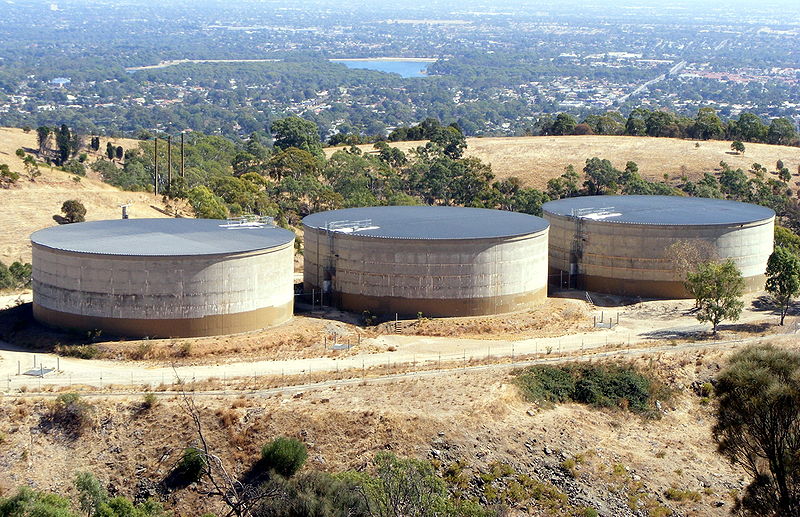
left=583, top=157, right=620, bottom=195
left=36, top=126, right=52, bottom=156
left=550, top=113, right=577, bottom=135
left=733, top=113, right=768, bottom=143
left=23, top=155, right=40, bottom=181
left=693, top=107, right=725, bottom=140
left=270, top=117, right=323, bottom=158
left=713, top=344, right=800, bottom=516
left=429, top=126, right=466, bottom=159
left=55, top=124, right=72, bottom=165
left=187, top=186, right=228, bottom=219
left=106, top=142, right=115, bottom=160
left=767, top=118, right=798, bottom=146
left=115, top=146, right=123, bottom=160
left=765, top=247, right=800, bottom=325
left=0, top=164, right=19, bottom=188
left=684, top=260, right=745, bottom=334
left=60, top=200, right=86, bottom=223
left=731, top=141, right=745, bottom=154
left=779, top=168, right=792, bottom=183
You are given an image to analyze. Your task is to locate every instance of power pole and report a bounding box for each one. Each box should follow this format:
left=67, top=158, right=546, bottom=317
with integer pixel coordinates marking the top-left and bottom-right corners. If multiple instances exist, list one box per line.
left=180, top=132, right=185, bottom=178
left=153, top=137, right=159, bottom=196
left=167, top=135, right=172, bottom=192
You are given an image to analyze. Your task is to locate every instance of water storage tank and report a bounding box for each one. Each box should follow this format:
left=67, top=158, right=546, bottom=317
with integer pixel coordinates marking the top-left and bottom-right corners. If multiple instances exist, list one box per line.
left=302, top=206, right=549, bottom=317
left=30, top=218, right=295, bottom=338
left=542, top=195, right=775, bottom=298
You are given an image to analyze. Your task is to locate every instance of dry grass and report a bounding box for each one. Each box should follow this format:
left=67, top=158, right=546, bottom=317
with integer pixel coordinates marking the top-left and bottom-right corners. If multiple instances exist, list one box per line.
left=332, top=135, right=800, bottom=190
left=0, top=345, right=768, bottom=516
left=0, top=127, right=170, bottom=263
left=404, top=298, right=592, bottom=340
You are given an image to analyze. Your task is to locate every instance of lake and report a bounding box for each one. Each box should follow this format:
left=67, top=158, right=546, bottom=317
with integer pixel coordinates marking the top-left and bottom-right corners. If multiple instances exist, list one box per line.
left=330, top=59, right=433, bottom=78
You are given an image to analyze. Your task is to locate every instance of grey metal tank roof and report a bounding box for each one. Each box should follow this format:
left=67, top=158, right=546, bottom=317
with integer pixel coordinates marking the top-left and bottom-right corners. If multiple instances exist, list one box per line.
left=302, top=206, right=548, bottom=240
left=542, top=195, right=775, bottom=226
left=31, top=218, right=295, bottom=256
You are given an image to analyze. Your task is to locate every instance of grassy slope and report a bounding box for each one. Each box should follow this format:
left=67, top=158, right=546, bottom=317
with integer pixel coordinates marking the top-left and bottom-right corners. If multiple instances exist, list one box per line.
left=332, top=135, right=800, bottom=190
left=0, top=128, right=170, bottom=264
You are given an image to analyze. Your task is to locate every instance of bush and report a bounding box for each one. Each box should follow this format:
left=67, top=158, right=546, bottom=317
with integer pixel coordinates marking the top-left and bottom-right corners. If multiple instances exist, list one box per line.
left=514, top=363, right=656, bottom=413
left=260, top=437, right=308, bottom=477
left=0, top=261, right=32, bottom=290
left=60, top=199, right=86, bottom=223
left=46, top=393, right=94, bottom=438
left=0, top=487, right=76, bottom=517
left=175, top=447, right=206, bottom=484
left=55, top=344, right=99, bottom=359
left=142, top=393, right=157, bottom=410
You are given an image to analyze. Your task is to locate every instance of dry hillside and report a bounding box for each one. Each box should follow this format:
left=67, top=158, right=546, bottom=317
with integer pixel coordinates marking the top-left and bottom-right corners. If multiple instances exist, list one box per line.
left=333, top=135, right=800, bottom=190
left=0, top=127, right=169, bottom=263
left=0, top=346, right=765, bottom=516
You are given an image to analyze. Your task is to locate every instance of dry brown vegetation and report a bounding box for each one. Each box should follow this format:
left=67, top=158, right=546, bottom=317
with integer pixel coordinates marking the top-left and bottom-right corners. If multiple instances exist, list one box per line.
left=0, top=127, right=170, bottom=264
left=0, top=343, right=782, bottom=516
left=398, top=298, right=592, bottom=340
left=333, top=135, right=800, bottom=190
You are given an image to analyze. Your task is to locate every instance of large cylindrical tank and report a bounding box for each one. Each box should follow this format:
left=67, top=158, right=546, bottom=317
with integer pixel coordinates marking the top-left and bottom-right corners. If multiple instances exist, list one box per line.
left=302, top=206, right=549, bottom=317
left=30, top=218, right=295, bottom=338
left=542, top=195, right=775, bottom=298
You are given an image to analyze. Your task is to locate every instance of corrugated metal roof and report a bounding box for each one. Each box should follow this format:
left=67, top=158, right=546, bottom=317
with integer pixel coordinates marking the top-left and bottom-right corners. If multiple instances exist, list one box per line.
left=542, top=195, right=775, bottom=226
left=302, top=206, right=548, bottom=240
left=30, top=218, right=295, bottom=256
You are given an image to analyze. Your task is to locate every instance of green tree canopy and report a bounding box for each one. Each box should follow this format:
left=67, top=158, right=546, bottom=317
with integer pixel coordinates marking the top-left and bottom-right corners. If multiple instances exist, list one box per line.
left=271, top=117, right=323, bottom=158
left=713, top=344, right=800, bottom=516
left=765, top=246, right=800, bottom=325
left=685, top=260, right=745, bottom=333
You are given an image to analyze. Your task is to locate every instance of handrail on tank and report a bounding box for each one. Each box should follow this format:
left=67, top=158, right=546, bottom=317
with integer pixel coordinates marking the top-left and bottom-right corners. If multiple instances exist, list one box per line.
left=219, top=215, right=275, bottom=228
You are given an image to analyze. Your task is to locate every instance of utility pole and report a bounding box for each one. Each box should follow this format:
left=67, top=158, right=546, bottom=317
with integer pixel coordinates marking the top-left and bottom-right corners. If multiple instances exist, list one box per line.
left=167, top=135, right=172, bottom=192
left=153, top=137, right=159, bottom=196
left=180, top=132, right=185, bottom=178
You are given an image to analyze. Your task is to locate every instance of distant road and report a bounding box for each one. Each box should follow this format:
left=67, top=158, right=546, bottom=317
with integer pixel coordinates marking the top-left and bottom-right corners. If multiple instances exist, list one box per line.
left=618, top=60, right=687, bottom=102
left=125, top=59, right=282, bottom=71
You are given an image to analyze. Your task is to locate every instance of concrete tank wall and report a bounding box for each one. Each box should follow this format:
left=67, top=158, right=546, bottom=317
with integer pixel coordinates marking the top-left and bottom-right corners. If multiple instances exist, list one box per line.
left=303, top=228, right=549, bottom=317
left=544, top=213, right=774, bottom=298
left=32, top=242, right=294, bottom=338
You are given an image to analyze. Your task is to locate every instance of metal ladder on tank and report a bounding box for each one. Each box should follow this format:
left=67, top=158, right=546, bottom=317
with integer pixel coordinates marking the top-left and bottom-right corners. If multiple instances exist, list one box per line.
left=569, top=214, right=587, bottom=290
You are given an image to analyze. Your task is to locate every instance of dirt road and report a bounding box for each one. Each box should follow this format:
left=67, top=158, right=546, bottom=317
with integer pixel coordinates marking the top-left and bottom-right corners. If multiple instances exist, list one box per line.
left=1, top=298, right=795, bottom=391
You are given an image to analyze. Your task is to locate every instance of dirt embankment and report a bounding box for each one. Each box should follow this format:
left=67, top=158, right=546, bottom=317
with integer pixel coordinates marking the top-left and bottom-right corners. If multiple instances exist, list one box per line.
left=0, top=347, right=764, bottom=516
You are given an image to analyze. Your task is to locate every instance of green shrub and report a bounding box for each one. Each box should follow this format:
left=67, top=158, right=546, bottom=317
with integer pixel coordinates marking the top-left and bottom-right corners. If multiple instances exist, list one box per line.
left=0, top=486, right=76, bottom=516
left=665, top=487, right=701, bottom=502
left=514, top=363, right=655, bottom=413
left=261, top=437, right=308, bottom=477
left=142, top=393, right=157, bottom=410
left=174, top=447, right=207, bottom=484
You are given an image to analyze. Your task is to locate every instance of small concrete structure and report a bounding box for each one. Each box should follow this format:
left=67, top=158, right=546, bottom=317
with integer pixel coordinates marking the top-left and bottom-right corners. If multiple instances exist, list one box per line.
left=30, top=218, right=295, bottom=338
left=302, top=206, right=549, bottom=317
left=542, top=195, right=775, bottom=298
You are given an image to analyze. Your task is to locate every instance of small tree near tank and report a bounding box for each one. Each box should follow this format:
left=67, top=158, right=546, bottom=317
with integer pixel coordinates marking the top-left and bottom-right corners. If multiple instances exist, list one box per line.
left=765, top=246, right=800, bottom=325
left=685, top=259, right=745, bottom=334
left=61, top=199, right=86, bottom=223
